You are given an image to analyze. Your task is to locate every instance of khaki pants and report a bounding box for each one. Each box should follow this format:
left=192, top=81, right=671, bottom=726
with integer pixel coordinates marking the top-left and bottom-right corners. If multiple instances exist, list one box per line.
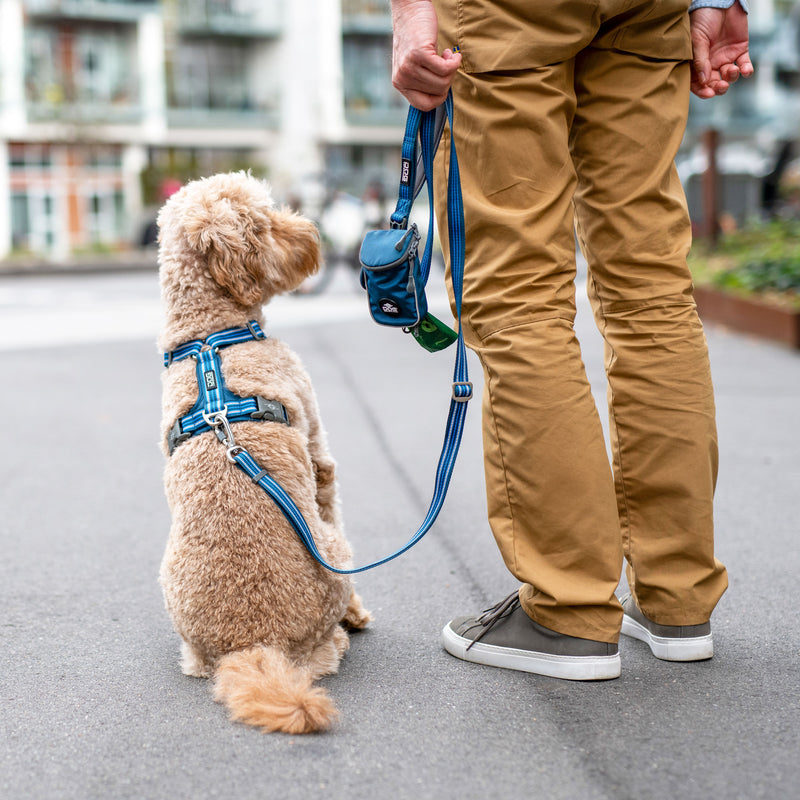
left=433, top=0, right=728, bottom=642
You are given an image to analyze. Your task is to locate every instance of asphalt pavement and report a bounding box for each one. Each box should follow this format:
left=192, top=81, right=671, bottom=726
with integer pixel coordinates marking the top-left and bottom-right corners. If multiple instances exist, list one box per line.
left=1, top=265, right=798, bottom=800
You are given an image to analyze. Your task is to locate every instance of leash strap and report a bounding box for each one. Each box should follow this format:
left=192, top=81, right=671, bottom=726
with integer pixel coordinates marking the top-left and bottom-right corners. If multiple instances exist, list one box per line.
left=239, top=92, right=470, bottom=574
left=165, top=95, right=470, bottom=574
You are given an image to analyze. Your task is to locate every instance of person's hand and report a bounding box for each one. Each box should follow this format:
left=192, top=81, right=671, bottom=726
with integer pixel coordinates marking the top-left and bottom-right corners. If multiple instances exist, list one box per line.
left=391, top=0, right=461, bottom=110
left=690, top=4, right=754, bottom=98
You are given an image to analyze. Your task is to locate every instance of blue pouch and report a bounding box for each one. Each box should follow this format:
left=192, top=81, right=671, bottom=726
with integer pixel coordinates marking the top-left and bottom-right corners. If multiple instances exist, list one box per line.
left=359, top=224, right=426, bottom=327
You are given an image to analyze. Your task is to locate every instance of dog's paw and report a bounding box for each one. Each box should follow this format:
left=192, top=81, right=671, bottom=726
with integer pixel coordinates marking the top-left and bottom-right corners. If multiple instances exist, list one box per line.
left=342, top=591, right=372, bottom=630
left=181, top=640, right=213, bottom=678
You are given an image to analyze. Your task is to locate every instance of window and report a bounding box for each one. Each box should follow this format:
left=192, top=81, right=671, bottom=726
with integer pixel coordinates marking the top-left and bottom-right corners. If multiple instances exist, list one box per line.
left=342, top=35, right=403, bottom=121
left=171, top=41, right=250, bottom=109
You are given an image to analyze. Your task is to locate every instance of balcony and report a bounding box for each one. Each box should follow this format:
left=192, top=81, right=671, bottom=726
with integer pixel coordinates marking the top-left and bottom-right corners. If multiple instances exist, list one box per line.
left=174, top=0, right=283, bottom=38
left=23, top=0, right=156, bottom=24
left=26, top=100, right=143, bottom=125
left=342, top=0, right=391, bottom=34
left=167, top=40, right=279, bottom=129
left=24, top=24, right=141, bottom=126
left=166, top=108, right=278, bottom=130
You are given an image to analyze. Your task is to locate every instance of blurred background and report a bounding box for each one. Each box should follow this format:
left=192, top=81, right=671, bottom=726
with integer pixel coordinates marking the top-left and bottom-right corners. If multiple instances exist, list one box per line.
left=0, top=0, right=798, bottom=264
left=0, top=0, right=408, bottom=263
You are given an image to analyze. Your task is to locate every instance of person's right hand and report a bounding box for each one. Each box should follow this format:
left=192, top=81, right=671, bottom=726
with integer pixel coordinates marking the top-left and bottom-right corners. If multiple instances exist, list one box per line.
left=391, top=0, right=462, bottom=110
left=690, top=4, right=753, bottom=98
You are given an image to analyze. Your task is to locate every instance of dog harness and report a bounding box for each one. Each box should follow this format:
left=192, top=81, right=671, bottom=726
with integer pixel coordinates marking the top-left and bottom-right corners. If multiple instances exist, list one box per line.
left=164, top=320, right=290, bottom=456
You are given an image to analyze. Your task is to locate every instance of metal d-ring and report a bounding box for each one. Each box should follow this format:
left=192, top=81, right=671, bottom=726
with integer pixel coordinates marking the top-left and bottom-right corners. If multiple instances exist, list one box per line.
left=202, top=407, right=236, bottom=448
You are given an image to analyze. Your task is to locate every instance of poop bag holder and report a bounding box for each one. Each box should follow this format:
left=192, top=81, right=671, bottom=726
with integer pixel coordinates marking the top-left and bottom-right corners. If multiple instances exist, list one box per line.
left=358, top=224, right=426, bottom=327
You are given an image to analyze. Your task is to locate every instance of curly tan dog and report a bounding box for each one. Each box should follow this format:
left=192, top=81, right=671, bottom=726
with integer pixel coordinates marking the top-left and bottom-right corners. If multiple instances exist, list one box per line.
left=157, top=172, right=370, bottom=734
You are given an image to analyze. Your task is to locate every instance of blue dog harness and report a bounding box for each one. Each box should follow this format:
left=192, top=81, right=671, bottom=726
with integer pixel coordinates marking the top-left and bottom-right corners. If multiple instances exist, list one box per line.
left=164, top=320, right=290, bottom=456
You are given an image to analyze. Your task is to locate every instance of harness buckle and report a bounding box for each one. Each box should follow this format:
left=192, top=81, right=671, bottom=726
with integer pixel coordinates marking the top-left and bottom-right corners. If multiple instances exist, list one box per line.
left=250, top=396, right=290, bottom=425
left=167, top=419, right=191, bottom=455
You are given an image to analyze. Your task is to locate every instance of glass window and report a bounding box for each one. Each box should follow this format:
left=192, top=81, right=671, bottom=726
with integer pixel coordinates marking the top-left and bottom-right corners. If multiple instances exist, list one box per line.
left=342, top=35, right=403, bottom=119
left=171, top=41, right=250, bottom=110
left=24, top=26, right=62, bottom=104
left=74, top=29, right=136, bottom=105
left=10, top=194, right=30, bottom=250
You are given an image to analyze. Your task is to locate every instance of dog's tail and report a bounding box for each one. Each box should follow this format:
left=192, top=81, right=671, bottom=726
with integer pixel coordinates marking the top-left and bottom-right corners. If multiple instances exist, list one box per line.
left=212, top=645, right=337, bottom=734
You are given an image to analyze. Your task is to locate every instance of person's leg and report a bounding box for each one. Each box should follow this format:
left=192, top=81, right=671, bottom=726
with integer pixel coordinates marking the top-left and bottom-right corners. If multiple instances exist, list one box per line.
left=437, top=62, right=624, bottom=645
left=570, top=42, right=728, bottom=628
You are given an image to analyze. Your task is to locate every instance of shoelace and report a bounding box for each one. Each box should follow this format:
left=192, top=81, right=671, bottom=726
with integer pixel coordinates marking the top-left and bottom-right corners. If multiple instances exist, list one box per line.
left=466, top=591, right=521, bottom=651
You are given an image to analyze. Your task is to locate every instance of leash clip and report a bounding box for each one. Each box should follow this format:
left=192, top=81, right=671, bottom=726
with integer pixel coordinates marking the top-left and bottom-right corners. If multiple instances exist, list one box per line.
left=202, top=407, right=245, bottom=463
left=226, top=445, right=244, bottom=463
left=202, top=407, right=235, bottom=447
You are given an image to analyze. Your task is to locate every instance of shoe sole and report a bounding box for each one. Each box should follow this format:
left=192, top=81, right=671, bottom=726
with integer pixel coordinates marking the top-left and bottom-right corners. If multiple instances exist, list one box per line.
left=441, top=624, right=621, bottom=681
left=621, top=614, right=714, bottom=661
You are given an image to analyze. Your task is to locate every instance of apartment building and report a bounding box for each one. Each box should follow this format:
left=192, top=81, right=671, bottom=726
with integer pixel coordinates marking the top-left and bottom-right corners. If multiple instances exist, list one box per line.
left=0, top=0, right=403, bottom=260
left=1, top=0, right=797, bottom=260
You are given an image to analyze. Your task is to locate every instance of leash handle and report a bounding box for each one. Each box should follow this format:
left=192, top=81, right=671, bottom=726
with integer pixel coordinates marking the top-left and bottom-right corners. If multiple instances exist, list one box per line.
left=390, top=103, right=438, bottom=289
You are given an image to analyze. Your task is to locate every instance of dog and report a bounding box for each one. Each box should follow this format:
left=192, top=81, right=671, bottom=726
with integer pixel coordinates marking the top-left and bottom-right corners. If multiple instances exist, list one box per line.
left=157, top=171, right=371, bottom=734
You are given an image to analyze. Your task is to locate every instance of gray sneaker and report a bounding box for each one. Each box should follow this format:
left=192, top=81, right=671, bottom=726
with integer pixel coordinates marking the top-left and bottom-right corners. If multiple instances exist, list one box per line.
left=620, top=593, right=713, bottom=661
left=441, top=592, right=621, bottom=681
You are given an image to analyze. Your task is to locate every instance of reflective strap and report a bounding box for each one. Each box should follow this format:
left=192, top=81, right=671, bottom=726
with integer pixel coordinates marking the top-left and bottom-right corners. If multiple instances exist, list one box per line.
left=163, top=320, right=265, bottom=367
left=164, top=320, right=285, bottom=455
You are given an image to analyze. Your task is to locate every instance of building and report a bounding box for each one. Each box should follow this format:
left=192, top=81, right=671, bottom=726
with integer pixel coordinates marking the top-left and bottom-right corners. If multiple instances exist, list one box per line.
left=0, top=0, right=402, bottom=260
left=1, top=0, right=798, bottom=260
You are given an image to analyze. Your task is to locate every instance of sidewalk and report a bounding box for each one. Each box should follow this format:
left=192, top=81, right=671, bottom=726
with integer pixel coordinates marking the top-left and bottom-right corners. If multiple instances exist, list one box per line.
left=0, top=249, right=157, bottom=278
left=1, top=275, right=798, bottom=800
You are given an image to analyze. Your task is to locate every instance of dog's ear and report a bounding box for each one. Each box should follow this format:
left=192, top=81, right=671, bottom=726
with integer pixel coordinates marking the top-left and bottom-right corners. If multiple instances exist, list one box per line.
left=183, top=196, right=268, bottom=307
left=264, top=209, right=322, bottom=294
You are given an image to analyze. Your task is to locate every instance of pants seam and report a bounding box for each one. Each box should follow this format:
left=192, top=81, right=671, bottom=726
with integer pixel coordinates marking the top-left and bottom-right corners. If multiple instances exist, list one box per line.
left=482, top=356, right=518, bottom=576
left=475, top=312, right=577, bottom=344
left=588, top=270, right=634, bottom=569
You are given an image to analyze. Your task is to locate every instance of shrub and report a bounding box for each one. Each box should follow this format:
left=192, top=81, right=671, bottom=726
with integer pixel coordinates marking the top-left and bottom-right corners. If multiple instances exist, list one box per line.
left=689, top=220, right=800, bottom=308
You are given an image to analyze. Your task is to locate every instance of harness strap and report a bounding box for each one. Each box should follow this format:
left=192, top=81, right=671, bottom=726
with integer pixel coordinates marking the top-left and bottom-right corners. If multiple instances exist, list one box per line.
left=163, top=320, right=266, bottom=367
left=164, top=321, right=290, bottom=455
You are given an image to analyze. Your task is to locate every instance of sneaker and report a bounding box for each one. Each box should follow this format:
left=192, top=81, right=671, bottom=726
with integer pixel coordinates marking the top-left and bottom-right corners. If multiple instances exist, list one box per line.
left=441, top=592, right=621, bottom=681
left=620, top=593, right=713, bottom=661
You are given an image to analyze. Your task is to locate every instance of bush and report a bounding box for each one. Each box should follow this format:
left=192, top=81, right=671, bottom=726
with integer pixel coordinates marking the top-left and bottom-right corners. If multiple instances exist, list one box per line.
left=714, top=256, right=800, bottom=293
left=689, top=220, right=800, bottom=308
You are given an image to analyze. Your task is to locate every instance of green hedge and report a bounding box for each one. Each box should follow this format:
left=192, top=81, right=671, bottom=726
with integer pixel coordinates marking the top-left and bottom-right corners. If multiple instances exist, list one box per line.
left=690, top=220, right=800, bottom=308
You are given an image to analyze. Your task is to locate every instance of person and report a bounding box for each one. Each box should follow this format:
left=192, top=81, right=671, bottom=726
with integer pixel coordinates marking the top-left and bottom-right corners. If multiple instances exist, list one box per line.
left=390, top=0, right=753, bottom=680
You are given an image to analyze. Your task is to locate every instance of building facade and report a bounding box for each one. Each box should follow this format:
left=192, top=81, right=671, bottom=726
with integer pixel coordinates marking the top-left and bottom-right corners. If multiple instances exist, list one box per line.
left=1, top=0, right=797, bottom=260
left=0, top=0, right=402, bottom=260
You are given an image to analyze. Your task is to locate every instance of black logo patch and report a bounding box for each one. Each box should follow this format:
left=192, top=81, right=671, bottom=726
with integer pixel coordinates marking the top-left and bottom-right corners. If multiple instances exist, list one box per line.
left=400, top=158, right=411, bottom=186
left=204, top=369, right=218, bottom=390
left=379, top=298, right=400, bottom=316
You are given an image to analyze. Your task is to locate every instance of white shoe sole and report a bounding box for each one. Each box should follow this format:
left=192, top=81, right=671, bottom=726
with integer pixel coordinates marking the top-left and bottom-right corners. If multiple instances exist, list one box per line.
left=621, top=614, right=714, bottom=661
left=441, top=624, right=621, bottom=681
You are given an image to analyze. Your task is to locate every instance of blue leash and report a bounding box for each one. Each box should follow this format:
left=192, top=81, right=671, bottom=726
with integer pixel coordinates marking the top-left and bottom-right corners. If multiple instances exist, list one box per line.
left=171, top=93, right=470, bottom=574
